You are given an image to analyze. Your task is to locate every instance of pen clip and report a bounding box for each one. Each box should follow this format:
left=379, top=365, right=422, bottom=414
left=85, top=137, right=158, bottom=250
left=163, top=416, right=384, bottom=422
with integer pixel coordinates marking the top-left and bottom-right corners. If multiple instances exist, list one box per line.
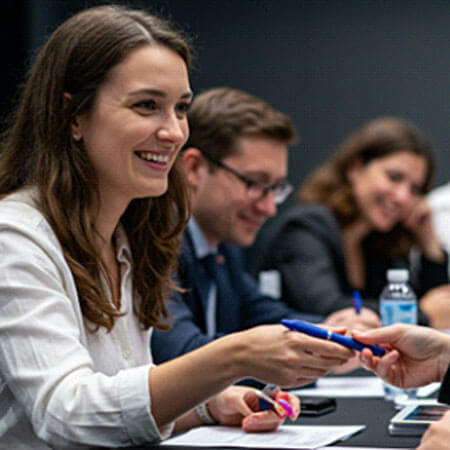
left=262, top=384, right=280, bottom=398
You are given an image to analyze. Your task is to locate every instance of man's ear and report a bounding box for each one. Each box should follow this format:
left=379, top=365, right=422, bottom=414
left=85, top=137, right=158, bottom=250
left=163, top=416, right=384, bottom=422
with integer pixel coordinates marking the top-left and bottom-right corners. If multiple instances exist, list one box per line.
left=64, top=92, right=82, bottom=141
left=182, top=147, right=208, bottom=188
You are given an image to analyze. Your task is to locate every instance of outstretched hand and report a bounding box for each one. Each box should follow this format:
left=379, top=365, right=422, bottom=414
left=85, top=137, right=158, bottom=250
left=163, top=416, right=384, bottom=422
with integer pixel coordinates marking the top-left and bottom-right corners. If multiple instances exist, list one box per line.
left=353, top=324, right=450, bottom=388
left=324, top=308, right=380, bottom=374
left=231, top=324, right=355, bottom=388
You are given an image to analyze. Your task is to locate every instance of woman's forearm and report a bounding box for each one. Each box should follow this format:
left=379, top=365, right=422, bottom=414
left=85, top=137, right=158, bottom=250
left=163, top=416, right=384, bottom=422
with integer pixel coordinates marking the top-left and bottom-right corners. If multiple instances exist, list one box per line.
left=173, top=409, right=203, bottom=435
left=149, top=333, right=245, bottom=427
left=150, top=323, right=355, bottom=429
left=421, top=237, right=446, bottom=263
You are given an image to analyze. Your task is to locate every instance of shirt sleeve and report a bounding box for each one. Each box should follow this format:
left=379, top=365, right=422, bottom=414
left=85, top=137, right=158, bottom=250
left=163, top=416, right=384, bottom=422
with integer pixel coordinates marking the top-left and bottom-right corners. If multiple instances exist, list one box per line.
left=0, top=222, right=168, bottom=446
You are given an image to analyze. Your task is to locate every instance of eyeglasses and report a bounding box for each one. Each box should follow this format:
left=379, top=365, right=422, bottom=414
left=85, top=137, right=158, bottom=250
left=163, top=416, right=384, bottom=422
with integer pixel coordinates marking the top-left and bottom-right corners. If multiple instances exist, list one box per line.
left=200, top=151, right=293, bottom=205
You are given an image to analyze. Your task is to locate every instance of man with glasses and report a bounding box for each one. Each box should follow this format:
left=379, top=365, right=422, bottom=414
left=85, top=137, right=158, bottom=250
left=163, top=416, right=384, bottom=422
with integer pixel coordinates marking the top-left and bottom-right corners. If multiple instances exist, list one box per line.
left=152, top=87, right=379, bottom=365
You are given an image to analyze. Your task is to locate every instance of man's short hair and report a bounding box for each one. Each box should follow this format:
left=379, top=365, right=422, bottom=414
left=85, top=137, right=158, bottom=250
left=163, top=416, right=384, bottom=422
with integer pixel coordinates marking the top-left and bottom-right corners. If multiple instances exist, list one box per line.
left=184, top=87, right=297, bottom=160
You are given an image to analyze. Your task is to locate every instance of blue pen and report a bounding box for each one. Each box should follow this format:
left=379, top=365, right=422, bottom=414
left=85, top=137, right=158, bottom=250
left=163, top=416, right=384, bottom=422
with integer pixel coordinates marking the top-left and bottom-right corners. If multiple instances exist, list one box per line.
left=281, top=319, right=386, bottom=357
left=352, top=290, right=362, bottom=314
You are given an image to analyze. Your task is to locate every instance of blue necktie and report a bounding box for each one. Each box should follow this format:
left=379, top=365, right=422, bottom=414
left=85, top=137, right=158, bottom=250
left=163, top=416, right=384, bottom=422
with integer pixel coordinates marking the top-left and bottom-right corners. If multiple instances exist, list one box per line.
left=201, top=252, right=237, bottom=334
left=201, top=254, right=219, bottom=336
left=202, top=253, right=218, bottom=282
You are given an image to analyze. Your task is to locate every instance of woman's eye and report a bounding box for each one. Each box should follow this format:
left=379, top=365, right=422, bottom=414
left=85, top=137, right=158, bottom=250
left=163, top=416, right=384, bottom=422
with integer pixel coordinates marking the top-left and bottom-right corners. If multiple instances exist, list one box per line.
left=387, top=171, right=403, bottom=183
left=176, top=102, right=190, bottom=116
left=133, top=100, right=157, bottom=112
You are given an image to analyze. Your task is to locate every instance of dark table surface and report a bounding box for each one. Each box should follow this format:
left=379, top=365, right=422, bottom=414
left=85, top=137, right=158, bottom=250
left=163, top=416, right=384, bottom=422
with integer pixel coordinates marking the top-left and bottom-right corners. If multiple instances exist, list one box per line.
left=290, top=396, right=420, bottom=448
left=137, top=394, right=422, bottom=449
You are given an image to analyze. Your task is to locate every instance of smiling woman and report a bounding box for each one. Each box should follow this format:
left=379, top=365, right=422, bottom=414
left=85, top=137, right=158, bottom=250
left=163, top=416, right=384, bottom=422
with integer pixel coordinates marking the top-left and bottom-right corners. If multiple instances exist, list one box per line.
left=73, top=44, right=192, bottom=209
left=249, top=117, right=449, bottom=324
left=0, top=5, right=328, bottom=448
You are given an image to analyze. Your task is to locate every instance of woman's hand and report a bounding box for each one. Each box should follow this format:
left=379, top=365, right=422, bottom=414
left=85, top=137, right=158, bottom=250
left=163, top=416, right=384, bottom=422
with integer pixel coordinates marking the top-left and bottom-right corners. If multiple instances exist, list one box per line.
left=229, top=324, right=355, bottom=388
left=353, top=324, right=450, bottom=388
left=324, top=308, right=380, bottom=374
left=151, top=323, right=353, bottom=429
left=420, top=285, right=450, bottom=329
left=208, top=386, right=300, bottom=432
left=403, top=198, right=445, bottom=262
left=418, top=410, right=450, bottom=450
left=325, top=307, right=381, bottom=331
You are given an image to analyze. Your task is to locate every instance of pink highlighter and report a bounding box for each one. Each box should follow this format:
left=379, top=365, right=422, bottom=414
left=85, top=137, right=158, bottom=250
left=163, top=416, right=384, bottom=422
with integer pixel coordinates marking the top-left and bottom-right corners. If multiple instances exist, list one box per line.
left=256, top=385, right=294, bottom=418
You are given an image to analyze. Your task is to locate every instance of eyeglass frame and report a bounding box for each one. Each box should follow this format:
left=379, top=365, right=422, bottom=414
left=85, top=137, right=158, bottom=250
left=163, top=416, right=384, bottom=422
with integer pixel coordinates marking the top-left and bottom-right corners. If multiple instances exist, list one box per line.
left=199, top=150, right=293, bottom=205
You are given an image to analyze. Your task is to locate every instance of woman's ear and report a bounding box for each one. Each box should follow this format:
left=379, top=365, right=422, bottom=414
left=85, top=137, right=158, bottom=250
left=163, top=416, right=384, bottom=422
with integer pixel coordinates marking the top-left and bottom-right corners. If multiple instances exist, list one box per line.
left=346, top=157, right=363, bottom=182
left=64, top=92, right=82, bottom=141
left=182, top=148, right=208, bottom=189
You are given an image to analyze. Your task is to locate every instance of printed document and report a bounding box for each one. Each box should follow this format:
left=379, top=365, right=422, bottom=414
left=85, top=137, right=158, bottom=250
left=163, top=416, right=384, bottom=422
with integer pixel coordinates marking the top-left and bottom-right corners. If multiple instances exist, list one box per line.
left=161, top=424, right=365, bottom=448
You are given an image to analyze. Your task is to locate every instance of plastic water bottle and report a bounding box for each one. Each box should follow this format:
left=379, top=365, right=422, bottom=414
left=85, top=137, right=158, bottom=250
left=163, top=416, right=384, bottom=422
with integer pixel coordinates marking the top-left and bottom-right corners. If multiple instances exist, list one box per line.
left=379, top=269, right=418, bottom=404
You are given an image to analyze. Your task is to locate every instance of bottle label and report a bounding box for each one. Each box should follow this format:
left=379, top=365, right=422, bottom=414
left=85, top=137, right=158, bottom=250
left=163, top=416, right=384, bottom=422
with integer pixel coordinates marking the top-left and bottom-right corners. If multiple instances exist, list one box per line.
left=380, top=299, right=417, bottom=326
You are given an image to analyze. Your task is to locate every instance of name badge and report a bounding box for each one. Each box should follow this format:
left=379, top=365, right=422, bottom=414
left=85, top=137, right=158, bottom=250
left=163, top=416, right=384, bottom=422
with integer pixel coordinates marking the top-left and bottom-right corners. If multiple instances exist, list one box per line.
left=259, top=270, right=281, bottom=298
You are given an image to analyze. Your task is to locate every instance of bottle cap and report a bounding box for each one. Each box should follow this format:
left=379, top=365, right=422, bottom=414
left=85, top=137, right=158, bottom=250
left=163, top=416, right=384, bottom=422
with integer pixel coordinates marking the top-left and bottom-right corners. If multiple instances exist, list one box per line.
left=386, top=268, right=409, bottom=283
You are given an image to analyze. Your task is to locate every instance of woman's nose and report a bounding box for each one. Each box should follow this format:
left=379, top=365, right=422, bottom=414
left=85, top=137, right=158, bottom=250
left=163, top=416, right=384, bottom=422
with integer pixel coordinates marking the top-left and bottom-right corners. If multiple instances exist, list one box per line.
left=157, top=113, right=187, bottom=143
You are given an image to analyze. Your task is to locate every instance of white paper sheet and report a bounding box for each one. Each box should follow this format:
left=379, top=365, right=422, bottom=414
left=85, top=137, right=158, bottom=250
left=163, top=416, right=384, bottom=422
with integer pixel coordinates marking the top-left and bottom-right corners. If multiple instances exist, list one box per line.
left=161, top=424, right=365, bottom=448
left=320, top=447, right=413, bottom=450
left=290, top=376, right=440, bottom=398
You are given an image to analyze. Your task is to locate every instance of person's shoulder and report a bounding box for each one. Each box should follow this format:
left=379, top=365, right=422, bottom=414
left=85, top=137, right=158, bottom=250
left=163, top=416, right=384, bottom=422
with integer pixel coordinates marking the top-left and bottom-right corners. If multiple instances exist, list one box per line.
left=250, top=204, right=337, bottom=262
left=0, top=188, right=56, bottom=241
left=282, top=203, right=333, bottom=221
left=269, top=203, right=338, bottom=234
left=0, top=189, right=43, bottom=223
left=429, top=182, right=450, bottom=208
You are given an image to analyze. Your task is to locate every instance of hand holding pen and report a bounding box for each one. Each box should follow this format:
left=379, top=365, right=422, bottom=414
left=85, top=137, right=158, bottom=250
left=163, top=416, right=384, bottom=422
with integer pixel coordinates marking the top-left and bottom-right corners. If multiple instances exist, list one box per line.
left=207, top=385, right=299, bottom=432
left=281, top=319, right=386, bottom=356
left=256, top=384, right=296, bottom=419
left=244, top=387, right=299, bottom=431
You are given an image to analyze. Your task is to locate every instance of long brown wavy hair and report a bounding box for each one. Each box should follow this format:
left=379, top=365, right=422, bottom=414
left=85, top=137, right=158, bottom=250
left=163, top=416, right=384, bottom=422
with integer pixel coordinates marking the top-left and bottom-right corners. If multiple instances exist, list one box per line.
left=298, top=117, right=436, bottom=257
left=0, top=5, right=192, bottom=331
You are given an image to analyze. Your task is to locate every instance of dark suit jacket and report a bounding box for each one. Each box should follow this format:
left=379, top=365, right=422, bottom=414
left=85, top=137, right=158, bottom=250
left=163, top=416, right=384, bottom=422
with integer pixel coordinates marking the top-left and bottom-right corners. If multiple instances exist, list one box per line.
left=247, top=204, right=448, bottom=325
left=152, top=229, right=322, bottom=364
left=439, top=364, right=450, bottom=404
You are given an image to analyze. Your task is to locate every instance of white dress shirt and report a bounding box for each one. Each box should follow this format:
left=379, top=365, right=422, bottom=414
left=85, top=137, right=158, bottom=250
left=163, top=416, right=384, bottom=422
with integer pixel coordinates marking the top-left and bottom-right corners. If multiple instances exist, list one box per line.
left=430, top=183, right=450, bottom=255
left=0, top=189, right=172, bottom=448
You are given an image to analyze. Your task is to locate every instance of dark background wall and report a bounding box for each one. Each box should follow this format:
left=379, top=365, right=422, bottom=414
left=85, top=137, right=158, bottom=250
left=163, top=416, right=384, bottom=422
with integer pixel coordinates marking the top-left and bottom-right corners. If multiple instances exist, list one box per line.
left=3, top=0, right=449, bottom=195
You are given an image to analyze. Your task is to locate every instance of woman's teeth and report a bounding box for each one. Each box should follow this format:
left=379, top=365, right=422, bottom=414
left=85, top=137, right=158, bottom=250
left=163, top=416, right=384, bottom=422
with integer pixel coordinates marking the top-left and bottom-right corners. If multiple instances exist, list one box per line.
left=137, top=152, right=169, bottom=164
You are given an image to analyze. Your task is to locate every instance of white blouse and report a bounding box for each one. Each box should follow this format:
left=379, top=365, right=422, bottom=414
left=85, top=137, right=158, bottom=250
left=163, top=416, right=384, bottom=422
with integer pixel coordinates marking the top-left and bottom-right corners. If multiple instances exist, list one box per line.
left=0, top=189, right=172, bottom=448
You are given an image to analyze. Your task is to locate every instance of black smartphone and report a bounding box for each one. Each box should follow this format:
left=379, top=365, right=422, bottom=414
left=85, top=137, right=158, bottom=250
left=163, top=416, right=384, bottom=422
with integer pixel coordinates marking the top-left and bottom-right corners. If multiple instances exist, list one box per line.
left=300, top=397, right=337, bottom=416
